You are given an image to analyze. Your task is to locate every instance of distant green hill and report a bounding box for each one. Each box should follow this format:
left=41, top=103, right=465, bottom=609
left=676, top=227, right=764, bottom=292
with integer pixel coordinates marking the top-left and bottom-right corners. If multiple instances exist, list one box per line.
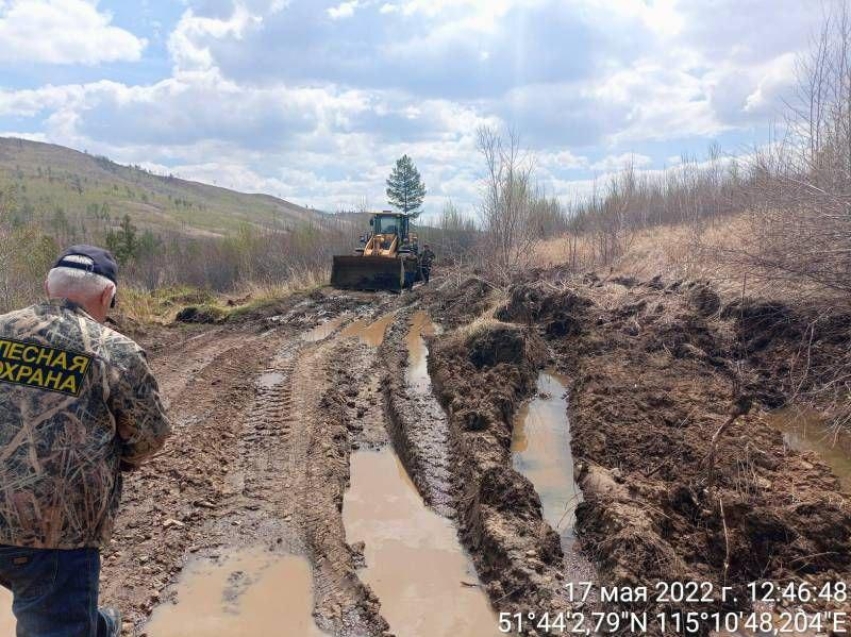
left=0, top=137, right=325, bottom=238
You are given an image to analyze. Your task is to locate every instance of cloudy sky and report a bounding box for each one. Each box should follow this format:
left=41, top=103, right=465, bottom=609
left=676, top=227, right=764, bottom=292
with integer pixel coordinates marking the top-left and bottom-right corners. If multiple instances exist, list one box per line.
left=0, top=0, right=821, bottom=217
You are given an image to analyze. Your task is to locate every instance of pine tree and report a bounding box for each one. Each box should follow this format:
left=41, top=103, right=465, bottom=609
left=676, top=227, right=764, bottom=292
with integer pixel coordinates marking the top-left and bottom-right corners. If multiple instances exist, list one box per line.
left=105, top=214, right=139, bottom=265
left=386, top=155, right=426, bottom=218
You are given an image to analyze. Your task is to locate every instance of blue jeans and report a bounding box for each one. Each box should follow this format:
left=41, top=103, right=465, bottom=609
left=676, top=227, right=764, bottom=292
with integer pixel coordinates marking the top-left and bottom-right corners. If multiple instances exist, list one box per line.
left=0, top=545, right=118, bottom=637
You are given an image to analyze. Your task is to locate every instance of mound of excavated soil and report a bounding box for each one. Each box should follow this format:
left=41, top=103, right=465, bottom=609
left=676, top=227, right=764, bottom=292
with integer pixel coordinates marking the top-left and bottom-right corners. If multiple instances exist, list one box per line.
left=496, top=281, right=593, bottom=337
left=421, top=275, right=494, bottom=328
left=422, top=274, right=851, bottom=634
left=502, top=275, right=851, bottom=629
left=175, top=305, right=226, bottom=324
left=426, top=321, right=577, bottom=623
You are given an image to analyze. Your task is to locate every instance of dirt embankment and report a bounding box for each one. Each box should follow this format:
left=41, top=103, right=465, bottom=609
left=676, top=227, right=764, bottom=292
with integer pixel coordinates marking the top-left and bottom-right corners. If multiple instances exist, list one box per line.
left=423, top=312, right=575, bottom=623
left=494, top=274, right=851, bottom=627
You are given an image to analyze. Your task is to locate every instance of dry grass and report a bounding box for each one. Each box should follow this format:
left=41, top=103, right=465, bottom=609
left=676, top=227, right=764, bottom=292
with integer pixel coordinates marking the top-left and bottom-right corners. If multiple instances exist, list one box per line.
left=242, top=267, right=329, bottom=303
left=533, top=212, right=843, bottom=305
left=117, top=286, right=216, bottom=324
left=117, top=267, right=329, bottom=325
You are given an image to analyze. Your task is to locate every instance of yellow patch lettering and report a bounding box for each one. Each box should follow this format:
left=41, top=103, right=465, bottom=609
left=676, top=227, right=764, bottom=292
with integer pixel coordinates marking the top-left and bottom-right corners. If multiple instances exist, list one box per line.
left=29, top=369, right=43, bottom=386
left=44, top=370, right=63, bottom=391
left=58, top=376, right=77, bottom=394
left=34, top=347, right=53, bottom=367
left=69, top=356, right=89, bottom=374
left=52, top=352, right=67, bottom=370
left=0, top=339, right=91, bottom=396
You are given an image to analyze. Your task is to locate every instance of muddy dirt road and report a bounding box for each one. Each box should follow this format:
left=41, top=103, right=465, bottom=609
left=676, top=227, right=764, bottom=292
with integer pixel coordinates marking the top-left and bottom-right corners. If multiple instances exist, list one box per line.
left=89, top=283, right=598, bottom=637
left=113, top=277, right=851, bottom=635
left=3, top=272, right=847, bottom=636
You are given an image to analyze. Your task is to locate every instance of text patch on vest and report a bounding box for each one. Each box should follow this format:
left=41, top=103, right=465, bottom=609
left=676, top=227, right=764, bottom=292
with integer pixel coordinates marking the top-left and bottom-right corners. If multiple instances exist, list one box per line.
left=0, top=338, right=91, bottom=397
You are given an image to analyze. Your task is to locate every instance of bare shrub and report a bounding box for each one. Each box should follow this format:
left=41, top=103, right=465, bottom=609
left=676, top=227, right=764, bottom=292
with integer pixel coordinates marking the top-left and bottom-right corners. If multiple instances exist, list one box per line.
left=730, top=6, right=851, bottom=301
left=422, top=201, right=479, bottom=266
left=477, top=126, right=548, bottom=281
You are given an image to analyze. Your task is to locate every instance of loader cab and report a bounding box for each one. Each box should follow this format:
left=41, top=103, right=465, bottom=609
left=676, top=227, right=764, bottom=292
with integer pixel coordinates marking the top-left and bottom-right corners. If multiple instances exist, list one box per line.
left=370, top=213, right=406, bottom=239
left=368, top=212, right=418, bottom=253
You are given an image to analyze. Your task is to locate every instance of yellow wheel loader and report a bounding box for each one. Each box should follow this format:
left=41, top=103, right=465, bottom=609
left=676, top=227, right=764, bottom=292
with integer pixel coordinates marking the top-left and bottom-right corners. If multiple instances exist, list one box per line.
left=331, top=212, right=421, bottom=292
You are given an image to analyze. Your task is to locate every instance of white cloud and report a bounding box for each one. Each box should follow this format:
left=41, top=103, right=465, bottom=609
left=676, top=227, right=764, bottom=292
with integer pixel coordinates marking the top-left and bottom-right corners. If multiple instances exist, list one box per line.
left=539, top=149, right=589, bottom=171
left=743, top=53, right=797, bottom=114
left=0, top=0, right=146, bottom=65
left=0, top=0, right=825, bottom=213
left=327, top=1, right=360, bottom=19
left=168, top=5, right=261, bottom=72
left=590, top=153, right=652, bottom=172
left=0, top=84, right=85, bottom=117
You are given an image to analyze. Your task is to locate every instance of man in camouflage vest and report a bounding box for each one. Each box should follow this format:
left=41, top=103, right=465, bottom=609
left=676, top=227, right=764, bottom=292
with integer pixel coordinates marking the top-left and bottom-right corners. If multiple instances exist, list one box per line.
left=0, top=245, right=170, bottom=636
left=420, top=244, right=436, bottom=284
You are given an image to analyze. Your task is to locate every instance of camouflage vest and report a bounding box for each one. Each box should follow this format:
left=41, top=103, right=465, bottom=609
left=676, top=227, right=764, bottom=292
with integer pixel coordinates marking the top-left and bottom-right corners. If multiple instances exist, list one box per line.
left=0, top=300, right=170, bottom=549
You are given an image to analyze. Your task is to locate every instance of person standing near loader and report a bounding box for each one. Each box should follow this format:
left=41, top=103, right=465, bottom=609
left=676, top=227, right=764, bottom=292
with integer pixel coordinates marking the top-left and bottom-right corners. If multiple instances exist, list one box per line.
left=420, top=244, right=436, bottom=284
left=0, top=245, right=170, bottom=636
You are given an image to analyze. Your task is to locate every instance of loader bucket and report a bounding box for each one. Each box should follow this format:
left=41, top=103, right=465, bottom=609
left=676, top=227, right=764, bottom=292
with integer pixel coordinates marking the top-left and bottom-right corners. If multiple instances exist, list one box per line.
left=330, top=255, right=405, bottom=292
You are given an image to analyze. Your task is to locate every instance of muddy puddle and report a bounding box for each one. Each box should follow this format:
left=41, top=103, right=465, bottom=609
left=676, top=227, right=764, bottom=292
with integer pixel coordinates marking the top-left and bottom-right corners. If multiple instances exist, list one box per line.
left=339, top=313, right=396, bottom=347
left=145, top=548, right=326, bottom=637
left=301, top=316, right=347, bottom=343
left=771, top=407, right=851, bottom=491
left=405, top=310, right=437, bottom=393
left=256, top=371, right=285, bottom=389
left=512, top=372, right=581, bottom=549
left=344, top=449, right=498, bottom=637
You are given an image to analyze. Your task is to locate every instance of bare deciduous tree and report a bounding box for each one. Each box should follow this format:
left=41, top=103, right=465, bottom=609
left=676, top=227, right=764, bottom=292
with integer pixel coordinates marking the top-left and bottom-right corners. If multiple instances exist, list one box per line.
left=477, top=126, right=539, bottom=280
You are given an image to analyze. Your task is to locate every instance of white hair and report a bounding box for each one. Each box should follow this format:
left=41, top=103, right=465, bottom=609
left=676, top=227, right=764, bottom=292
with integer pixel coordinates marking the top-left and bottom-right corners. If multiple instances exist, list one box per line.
left=46, top=255, right=116, bottom=302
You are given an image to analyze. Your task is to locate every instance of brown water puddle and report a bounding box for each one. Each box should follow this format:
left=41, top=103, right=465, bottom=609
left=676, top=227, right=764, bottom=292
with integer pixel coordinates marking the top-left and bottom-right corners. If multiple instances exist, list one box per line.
left=344, top=449, right=499, bottom=637
left=301, top=316, right=347, bottom=343
left=339, top=313, right=395, bottom=347
left=512, top=372, right=581, bottom=550
left=405, top=310, right=437, bottom=393
left=145, top=548, right=326, bottom=637
left=256, top=371, right=285, bottom=389
left=770, top=407, right=851, bottom=491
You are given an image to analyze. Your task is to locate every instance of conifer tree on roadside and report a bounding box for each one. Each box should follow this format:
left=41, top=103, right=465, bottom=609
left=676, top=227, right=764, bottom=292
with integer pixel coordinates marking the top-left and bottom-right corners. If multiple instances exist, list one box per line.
left=386, top=155, right=426, bottom=218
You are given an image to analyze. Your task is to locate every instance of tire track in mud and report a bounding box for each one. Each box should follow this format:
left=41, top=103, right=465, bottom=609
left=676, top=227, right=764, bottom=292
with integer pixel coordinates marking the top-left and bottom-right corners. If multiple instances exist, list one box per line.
left=101, top=325, right=292, bottom=631
left=142, top=319, right=391, bottom=637
left=380, top=308, right=455, bottom=517
left=289, top=328, right=391, bottom=636
left=419, top=312, right=582, bottom=633
left=374, top=305, right=582, bottom=635
left=217, top=343, right=303, bottom=546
